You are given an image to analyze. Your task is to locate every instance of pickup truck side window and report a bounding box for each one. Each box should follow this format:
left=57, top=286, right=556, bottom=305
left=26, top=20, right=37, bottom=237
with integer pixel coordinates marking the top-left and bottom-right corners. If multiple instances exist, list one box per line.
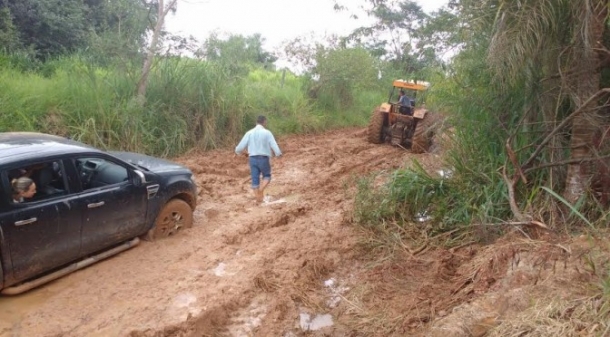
left=73, top=157, right=129, bottom=190
left=5, top=160, right=67, bottom=204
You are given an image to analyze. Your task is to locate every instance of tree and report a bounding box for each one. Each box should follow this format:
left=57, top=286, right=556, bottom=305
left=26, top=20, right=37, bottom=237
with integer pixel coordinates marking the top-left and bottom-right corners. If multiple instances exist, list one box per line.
left=136, top=0, right=179, bottom=100
left=414, top=6, right=463, bottom=62
left=485, top=0, right=609, bottom=204
left=341, top=0, right=439, bottom=76
left=0, top=0, right=150, bottom=60
left=200, top=33, right=277, bottom=74
left=279, top=33, right=342, bottom=74
left=315, top=47, right=379, bottom=106
left=2, top=0, right=88, bottom=57
left=84, top=0, right=150, bottom=62
left=0, top=7, right=20, bottom=52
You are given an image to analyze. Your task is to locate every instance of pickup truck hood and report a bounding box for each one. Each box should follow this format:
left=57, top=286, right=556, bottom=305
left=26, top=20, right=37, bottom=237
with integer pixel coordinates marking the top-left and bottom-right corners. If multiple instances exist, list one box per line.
left=109, top=151, right=191, bottom=174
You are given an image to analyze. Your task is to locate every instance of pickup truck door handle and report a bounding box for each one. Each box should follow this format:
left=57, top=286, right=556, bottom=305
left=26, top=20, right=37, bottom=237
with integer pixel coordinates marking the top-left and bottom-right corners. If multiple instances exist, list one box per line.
left=87, top=201, right=105, bottom=209
left=15, top=217, right=38, bottom=226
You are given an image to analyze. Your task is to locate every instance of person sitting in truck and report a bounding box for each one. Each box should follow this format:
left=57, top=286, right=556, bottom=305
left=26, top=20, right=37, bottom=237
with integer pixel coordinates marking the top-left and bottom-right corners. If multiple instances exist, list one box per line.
left=11, top=176, right=37, bottom=203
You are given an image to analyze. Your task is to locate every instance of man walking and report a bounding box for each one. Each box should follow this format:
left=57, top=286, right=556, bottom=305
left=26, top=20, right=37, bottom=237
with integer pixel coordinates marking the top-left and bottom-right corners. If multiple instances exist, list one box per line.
left=235, top=115, right=282, bottom=203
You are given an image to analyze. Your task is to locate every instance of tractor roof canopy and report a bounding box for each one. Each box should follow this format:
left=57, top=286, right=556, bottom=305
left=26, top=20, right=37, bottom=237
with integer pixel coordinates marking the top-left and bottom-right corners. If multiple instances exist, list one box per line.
left=393, top=80, right=428, bottom=91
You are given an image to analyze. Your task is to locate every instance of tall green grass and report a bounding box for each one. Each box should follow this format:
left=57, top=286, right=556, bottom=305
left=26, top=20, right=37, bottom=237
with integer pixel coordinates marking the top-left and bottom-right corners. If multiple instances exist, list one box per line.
left=0, top=54, right=380, bottom=157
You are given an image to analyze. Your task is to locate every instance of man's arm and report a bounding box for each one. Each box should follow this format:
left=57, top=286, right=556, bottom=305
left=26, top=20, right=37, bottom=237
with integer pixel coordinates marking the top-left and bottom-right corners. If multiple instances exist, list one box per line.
left=235, top=132, right=250, bottom=154
left=268, top=132, right=282, bottom=157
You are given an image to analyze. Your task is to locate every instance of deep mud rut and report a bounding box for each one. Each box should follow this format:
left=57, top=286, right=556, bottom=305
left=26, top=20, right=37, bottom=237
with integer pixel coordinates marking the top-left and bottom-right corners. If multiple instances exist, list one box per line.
left=0, top=128, right=444, bottom=337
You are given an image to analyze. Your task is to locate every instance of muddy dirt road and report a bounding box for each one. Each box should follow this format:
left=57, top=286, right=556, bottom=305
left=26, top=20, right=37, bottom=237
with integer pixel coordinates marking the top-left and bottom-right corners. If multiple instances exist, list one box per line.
left=0, top=128, right=442, bottom=337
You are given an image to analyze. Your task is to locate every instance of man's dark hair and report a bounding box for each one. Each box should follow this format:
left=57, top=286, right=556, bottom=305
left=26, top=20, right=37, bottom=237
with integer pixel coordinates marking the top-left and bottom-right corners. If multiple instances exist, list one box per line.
left=257, top=115, right=267, bottom=124
left=399, top=90, right=405, bottom=95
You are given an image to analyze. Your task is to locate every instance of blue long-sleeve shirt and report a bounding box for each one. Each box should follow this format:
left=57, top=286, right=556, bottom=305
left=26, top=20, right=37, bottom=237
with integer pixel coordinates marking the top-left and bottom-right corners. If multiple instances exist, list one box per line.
left=399, top=95, right=411, bottom=107
left=235, top=124, right=282, bottom=157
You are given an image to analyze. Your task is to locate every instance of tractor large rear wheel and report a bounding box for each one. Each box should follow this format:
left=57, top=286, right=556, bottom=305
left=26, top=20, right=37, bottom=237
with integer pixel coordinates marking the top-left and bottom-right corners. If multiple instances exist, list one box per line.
left=367, top=108, right=384, bottom=144
left=412, top=111, right=441, bottom=153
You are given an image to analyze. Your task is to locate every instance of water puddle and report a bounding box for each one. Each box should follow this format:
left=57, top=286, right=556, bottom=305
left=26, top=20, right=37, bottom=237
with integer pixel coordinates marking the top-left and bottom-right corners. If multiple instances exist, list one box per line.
left=416, top=211, right=432, bottom=222
left=168, top=292, right=201, bottom=322
left=173, top=292, right=197, bottom=308
left=213, top=262, right=227, bottom=276
left=324, top=278, right=349, bottom=308
left=211, top=262, right=237, bottom=277
left=263, top=194, right=300, bottom=206
left=299, top=313, right=334, bottom=331
left=438, top=168, right=454, bottom=179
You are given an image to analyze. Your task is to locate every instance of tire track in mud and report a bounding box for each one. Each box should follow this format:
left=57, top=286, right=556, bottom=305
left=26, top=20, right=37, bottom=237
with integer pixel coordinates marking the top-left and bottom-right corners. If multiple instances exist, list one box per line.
left=1, top=128, right=433, bottom=337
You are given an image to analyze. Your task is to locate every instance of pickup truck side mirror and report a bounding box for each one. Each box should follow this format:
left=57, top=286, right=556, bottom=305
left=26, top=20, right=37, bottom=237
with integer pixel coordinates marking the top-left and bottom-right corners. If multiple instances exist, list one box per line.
left=132, top=170, right=147, bottom=186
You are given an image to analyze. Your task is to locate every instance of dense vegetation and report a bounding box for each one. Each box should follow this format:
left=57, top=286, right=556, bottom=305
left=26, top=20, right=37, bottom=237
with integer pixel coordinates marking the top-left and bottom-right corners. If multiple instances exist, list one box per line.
left=353, top=0, right=610, bottom=242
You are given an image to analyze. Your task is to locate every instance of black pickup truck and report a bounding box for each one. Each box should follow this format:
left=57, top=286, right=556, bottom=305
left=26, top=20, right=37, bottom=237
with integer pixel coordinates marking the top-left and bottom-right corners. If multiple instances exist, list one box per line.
left=0, top=132, right=197, bottom=295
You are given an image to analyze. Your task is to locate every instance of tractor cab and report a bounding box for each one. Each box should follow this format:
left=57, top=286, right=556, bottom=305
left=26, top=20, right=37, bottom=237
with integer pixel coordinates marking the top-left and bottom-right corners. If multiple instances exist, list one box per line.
left=387, top=80, right=428, bottom=115
left=367, top=79, right=439, bottom=153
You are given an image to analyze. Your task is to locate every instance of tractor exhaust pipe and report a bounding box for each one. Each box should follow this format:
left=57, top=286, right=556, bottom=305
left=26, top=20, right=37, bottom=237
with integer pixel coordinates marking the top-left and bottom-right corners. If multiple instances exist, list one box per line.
left=1, top=237, right=140, bottom=296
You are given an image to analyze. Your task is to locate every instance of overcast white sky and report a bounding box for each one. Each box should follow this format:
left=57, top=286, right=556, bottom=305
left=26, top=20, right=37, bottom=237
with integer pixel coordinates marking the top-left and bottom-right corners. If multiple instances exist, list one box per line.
left=166, top=0, right=448, bottom=50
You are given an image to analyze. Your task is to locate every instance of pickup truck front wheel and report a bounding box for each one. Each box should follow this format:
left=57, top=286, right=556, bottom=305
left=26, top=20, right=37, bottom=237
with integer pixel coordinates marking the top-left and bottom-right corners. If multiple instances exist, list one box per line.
left=145, top=199, right=193, bottom=241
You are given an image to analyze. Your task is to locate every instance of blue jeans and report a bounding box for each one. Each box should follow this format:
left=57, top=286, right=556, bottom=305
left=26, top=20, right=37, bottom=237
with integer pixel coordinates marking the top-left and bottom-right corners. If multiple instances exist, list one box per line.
left=249, top=156, right=271, bottom=189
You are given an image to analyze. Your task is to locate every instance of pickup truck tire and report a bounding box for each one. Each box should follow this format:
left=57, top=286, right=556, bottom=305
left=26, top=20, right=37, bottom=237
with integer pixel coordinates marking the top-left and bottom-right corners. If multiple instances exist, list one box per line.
left=145, top=199, right=193, bottom=241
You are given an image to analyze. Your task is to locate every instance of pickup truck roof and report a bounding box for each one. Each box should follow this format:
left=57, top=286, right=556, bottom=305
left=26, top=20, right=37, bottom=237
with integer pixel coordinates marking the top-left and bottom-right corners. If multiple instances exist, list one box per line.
left=0, top=132, right=98, bottom=164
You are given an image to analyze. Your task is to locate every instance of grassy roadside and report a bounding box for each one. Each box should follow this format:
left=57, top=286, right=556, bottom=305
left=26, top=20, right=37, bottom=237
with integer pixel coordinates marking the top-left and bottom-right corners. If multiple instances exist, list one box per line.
left=0, top=56, right=384, bottom=157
